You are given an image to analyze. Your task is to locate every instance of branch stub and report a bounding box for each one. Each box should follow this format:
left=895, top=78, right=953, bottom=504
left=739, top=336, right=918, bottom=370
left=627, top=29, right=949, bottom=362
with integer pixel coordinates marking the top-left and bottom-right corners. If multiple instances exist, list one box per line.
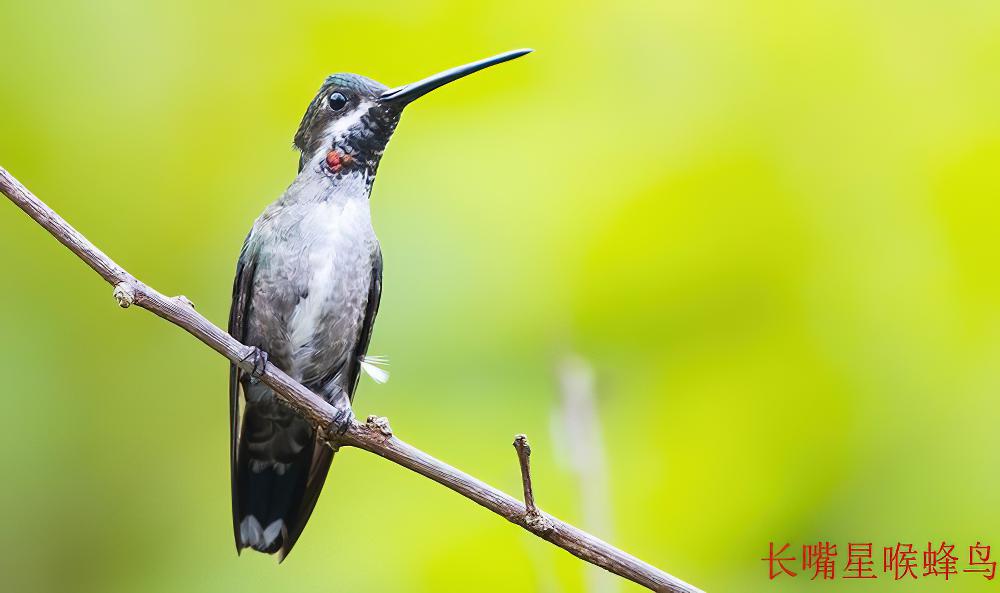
left=365, top=414, right=393, bottom=437
left=113, top=282, right=135, bottom=308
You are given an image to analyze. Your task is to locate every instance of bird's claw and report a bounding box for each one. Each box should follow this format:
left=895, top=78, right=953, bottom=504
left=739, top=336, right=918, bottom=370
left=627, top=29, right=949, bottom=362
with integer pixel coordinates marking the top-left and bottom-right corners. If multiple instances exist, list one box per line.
left=240, top=347, right=269, bottom=384
left=331, top=407, right=352, bottom=438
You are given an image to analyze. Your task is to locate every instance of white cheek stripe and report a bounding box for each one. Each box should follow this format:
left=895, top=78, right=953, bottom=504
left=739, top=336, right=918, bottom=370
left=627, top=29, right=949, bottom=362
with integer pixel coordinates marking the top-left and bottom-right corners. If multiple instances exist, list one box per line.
left=327, top=101, right=373, bottom=142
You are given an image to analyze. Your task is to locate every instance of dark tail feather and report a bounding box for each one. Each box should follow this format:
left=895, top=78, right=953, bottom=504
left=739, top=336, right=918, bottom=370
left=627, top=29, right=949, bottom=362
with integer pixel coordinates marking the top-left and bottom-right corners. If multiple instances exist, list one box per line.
left=235, top=438, right=313, bottom=557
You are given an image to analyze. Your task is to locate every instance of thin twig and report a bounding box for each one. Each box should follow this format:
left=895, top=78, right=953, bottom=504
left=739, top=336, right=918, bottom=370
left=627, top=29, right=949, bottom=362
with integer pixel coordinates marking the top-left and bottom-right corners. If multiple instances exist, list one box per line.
left=513, top=434, right=553, bottom=533
left=0, top=166, right=703, bottom=593
left=514, top=435, right=537, bottom=512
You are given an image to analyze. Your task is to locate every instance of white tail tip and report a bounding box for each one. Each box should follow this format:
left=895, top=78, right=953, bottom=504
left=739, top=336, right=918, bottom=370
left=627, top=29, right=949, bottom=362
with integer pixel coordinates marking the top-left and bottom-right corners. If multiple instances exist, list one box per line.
left=239, top=516, right=284, bottom=551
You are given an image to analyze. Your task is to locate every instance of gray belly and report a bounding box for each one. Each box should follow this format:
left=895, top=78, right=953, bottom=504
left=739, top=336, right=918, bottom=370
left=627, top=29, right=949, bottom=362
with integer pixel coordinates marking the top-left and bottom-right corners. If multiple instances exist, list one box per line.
left=244, top=201, right=378, bottom=393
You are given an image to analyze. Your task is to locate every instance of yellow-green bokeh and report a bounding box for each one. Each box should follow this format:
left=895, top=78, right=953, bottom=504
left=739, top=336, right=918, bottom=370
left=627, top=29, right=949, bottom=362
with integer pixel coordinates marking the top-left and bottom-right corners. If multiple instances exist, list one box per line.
left=2, top=1, right=999, bottom=592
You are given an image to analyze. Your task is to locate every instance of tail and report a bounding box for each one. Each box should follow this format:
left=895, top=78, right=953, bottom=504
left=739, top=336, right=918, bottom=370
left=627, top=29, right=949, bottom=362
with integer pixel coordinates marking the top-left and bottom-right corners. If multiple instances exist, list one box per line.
left=235, top=452, right=305, bottom=555
left=233, top=412, right=334, bottom=560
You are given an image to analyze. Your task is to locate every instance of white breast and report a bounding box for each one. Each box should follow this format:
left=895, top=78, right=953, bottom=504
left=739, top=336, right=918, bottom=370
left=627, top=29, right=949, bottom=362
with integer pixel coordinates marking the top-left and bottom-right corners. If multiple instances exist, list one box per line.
left=285, top=193, right=375, bottom=377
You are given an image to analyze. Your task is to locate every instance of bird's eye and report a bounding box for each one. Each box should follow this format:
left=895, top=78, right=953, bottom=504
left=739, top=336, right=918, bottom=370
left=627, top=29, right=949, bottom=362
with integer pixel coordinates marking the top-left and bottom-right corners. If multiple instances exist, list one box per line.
left=327, top=92, right=348, bottom=111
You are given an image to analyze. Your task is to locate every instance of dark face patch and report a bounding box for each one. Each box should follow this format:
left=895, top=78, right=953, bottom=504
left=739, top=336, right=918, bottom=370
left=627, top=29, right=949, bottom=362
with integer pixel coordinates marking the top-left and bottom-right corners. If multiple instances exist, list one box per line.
left=293, top=74, right=402, bottom=180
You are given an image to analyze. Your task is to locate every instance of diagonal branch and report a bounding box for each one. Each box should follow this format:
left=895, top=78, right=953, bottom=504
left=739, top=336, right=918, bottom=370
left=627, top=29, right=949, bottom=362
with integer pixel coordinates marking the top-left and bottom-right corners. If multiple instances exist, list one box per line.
left=0, top=166, right=703, bottom=593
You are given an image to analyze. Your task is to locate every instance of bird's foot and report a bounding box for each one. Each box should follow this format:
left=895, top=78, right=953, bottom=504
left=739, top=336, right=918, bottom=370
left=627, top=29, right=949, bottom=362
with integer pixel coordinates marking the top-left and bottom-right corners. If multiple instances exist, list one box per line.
left=330, top=407, right=353, bottom=438
left=321, top=407, right=354, bottom=448
left=239, top=347, right=269, bottom=384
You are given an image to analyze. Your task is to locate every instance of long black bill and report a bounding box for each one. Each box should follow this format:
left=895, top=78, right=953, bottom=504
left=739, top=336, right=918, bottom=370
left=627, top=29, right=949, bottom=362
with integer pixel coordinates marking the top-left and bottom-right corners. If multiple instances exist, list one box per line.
left=380, top=48, right=533, bottom=105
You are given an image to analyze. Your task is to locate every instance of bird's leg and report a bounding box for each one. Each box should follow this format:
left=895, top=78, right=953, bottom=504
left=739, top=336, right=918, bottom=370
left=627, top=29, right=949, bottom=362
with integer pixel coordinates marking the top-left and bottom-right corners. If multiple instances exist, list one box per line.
left=330, top=407, right=352, bottom=438
left=326, top=385, right=354, bottom=438
left=239, top=346, right=269, bottom=384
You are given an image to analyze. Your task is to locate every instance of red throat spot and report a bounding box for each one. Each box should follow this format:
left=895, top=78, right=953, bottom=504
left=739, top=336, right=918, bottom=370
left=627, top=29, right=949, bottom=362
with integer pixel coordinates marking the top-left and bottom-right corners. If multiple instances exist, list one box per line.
left=325, top=150, right=352, bottom=173
left=325, top=150, right=342, bottom=172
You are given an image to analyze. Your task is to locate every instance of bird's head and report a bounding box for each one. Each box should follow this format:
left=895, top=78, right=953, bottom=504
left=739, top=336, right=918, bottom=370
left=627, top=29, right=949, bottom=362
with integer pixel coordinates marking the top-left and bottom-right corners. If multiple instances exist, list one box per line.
left=293, top=49, right=533, bottom=179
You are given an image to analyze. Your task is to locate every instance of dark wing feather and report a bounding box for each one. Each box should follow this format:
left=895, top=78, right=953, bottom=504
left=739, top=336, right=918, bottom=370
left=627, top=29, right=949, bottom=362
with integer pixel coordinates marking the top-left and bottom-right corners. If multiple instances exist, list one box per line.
left=279, top=248, right=383, bottom=558
left=228, top=235, right=257, bottom=553
left=347, top=248, right=383, bottom=398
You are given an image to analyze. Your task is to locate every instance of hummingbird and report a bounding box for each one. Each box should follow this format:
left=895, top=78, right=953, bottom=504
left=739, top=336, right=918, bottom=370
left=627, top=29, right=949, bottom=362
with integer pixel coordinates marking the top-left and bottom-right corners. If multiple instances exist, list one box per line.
left=228, top=48, right=532, bottom=559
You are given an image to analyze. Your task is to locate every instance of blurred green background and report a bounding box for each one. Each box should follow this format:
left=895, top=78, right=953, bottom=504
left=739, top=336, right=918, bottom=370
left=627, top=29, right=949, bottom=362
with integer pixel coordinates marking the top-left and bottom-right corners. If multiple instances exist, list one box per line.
left=2, top=1, right=999, bottom=592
